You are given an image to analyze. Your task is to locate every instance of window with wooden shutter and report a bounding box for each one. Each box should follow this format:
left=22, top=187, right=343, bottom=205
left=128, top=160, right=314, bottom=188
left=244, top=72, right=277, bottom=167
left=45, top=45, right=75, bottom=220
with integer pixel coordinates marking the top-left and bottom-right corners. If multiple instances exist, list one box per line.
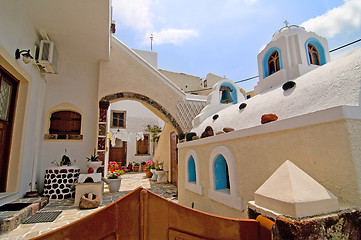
left=136, top=134, right=149, bottom=155
left=49, top=111, right=81, bottom=135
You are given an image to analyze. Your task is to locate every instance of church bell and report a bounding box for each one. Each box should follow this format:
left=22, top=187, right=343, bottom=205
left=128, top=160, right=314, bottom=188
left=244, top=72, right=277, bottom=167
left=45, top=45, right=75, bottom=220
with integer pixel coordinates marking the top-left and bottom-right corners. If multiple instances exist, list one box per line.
left=220, top=86, right=233, bottom=104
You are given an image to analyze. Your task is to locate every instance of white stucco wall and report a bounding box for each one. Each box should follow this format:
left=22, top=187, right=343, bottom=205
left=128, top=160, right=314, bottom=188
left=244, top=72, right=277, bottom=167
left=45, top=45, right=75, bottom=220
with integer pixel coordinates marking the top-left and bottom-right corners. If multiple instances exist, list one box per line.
left=180, top=47, right=361, bottom=219
left=38, top=60, right=100, bottom=192
left=108, top=100, right=164, bottom=165
left=192, top=48, right=361, bottom=136
left=99, top=37, right=185, bottom=133
left=0, top=1, right=47, bottom=200
left=255, top=26, right=330, bottom=94
left=179, top=116, right=361, bottom=218
left=133, top=49, right=158, bottom=69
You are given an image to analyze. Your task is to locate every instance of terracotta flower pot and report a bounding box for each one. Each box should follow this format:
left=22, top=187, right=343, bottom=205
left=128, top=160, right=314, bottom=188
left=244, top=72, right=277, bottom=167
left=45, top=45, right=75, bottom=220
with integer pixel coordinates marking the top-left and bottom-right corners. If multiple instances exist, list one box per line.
left=127, top=165, right=133, bottom=171
left=145, top=171, right=153, bottom=178
left=133, top=166, right=139, bottom=172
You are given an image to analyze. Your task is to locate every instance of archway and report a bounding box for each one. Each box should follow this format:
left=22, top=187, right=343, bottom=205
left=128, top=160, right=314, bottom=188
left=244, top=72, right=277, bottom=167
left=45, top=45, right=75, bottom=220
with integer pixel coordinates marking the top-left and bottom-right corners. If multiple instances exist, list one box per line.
left=96, top=92, right=183, bottom=166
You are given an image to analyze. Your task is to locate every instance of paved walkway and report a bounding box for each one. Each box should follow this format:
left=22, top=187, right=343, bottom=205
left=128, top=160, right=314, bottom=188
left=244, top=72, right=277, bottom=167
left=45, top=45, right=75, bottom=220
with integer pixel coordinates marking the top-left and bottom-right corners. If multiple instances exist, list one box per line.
left=0, top=172, right=177, bottom=240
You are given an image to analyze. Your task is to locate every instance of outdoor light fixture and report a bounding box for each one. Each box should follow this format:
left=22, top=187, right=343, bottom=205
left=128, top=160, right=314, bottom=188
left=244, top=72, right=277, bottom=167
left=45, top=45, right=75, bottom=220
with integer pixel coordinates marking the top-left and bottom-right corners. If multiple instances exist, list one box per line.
left=15, top=48, right=33, bottom=64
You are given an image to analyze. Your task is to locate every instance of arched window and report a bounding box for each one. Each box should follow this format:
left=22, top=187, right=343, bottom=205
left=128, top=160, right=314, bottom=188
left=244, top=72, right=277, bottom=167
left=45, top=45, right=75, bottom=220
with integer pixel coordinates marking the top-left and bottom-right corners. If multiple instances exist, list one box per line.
left=184, top=150, right=203, bottom=195
left=308, top=44, right=320, bottom=65
left=268, top=51, right=280, bottom=76
left=188, top=156, right=196, bottom=182
left=262, top=47, right=282, bottom=79
left=305, top=38, right=327, bottom=66
left=208, top=146, right=243, bottom=210
left=49, top=111, right=81, bottom=135
left=214, top=154, right=230, bottom=191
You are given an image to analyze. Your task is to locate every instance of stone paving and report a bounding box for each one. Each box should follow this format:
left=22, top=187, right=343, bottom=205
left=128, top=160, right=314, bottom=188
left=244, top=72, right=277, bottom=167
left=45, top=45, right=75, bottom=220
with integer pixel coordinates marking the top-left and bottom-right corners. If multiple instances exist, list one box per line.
left=0, top=172, right=177, bottom=240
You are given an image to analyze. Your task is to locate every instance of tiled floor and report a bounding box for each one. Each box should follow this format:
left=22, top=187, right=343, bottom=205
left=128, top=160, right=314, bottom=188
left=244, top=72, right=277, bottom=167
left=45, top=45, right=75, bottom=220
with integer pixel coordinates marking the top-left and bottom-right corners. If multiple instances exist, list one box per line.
left=0, top=172, right=177, bottom=240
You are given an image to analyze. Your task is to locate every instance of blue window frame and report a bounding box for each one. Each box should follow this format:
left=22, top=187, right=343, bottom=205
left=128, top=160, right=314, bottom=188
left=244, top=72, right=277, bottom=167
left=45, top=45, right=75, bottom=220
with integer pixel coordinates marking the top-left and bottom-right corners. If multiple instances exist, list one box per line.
left=188, top=156, right=196, bottom=182
left=305, top=38, right=326, bottom=66
left=214, top=154, right=230, bottom=190
left=262, top=47, right=283, bottom=79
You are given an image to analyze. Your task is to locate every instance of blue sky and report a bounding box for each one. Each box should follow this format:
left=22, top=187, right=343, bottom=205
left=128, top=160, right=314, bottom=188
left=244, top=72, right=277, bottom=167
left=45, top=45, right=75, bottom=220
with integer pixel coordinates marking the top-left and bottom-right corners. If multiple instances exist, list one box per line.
left=113, top=0, right=361, bottom=92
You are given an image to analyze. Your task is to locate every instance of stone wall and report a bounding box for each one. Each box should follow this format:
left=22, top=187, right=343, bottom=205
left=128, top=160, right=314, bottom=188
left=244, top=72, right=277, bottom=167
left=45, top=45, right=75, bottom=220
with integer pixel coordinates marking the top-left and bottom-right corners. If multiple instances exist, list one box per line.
left=272, top=209, right=361, bottom=239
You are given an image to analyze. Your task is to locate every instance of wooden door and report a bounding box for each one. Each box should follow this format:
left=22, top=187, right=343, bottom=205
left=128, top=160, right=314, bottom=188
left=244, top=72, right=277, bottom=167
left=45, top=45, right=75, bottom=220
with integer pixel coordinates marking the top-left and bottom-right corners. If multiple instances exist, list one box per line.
left=109, top=141, right=126, bottom=166
left=170, top=131, right=178, bottom=186
left=0, top=68, right=18, bottom=192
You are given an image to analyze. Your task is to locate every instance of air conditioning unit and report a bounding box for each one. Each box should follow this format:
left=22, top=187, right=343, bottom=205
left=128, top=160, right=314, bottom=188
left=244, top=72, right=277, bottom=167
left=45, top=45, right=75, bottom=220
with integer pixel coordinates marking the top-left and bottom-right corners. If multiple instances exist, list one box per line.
left=36, top=40, right=59, bottom=74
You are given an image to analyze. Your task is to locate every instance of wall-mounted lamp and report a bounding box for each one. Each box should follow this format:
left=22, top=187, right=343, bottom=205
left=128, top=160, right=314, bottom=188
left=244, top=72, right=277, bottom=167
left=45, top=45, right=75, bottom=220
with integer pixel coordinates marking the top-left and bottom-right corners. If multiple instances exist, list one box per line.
left=15, top=49, right=33, bottom=64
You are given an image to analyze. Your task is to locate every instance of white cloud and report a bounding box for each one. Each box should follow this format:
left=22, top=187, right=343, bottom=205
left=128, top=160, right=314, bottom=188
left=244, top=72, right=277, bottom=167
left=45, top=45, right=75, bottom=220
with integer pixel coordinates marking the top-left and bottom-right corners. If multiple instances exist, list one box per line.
left=145, top=29, right=199, bottom=45
left=113, top=0, right=199, bottom=46
left=301, top=0, right=361, bottom=38
left=112, top=0, right=153, bottom=31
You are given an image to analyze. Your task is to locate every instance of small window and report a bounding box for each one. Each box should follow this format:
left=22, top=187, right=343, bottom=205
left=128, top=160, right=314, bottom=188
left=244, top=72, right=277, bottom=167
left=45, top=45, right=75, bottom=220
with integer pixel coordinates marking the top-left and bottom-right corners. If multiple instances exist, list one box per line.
left=203, top=79, right=208, bottom=87
left=49, top=111, right=81, bottom=135
left=136, top=134, right=149, bottom=155
left=268, top=51, right=280, bottom=76
left=111, top=111, right=126, bottom=128
left=308, top=44, right=320, bottom=65
left=188, top=156, right=196, bottom=182
left=214, top=154, right=230, bottom=191
left=185, top=150, right=203, bottom=195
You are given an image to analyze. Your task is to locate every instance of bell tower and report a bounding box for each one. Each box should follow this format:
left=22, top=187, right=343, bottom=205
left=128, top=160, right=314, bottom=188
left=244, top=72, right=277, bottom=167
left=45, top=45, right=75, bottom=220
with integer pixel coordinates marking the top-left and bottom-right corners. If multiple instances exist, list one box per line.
left=254, top=24, right=330, bottom=94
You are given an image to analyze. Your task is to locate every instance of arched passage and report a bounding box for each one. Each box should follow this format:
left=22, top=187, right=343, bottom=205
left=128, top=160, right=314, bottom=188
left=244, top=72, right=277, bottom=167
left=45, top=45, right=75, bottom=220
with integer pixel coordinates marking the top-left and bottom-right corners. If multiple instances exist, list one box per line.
left=96, top=37, right=206, bottom=170
left=101, top=92, right=182, bottom=133
left=96, top=92, right=183, bottom=164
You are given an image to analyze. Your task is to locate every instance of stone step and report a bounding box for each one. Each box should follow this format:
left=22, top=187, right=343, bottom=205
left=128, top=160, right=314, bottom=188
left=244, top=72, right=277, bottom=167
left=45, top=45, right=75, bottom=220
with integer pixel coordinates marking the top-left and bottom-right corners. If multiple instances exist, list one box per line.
left=0, top=197, right=48, bottom=234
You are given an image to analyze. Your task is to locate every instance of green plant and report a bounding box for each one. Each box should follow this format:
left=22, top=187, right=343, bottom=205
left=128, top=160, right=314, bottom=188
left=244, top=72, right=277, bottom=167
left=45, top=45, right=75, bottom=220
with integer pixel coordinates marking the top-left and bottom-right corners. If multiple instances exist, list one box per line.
left=87, top=149, right=99, bottom=162
left=155, top=161, right=164, bottom=170
left=146, top=124, right=162, bottom=142
left=51, top=149, right=75, bottom=166
left=133, top=161, right=140, bottom=166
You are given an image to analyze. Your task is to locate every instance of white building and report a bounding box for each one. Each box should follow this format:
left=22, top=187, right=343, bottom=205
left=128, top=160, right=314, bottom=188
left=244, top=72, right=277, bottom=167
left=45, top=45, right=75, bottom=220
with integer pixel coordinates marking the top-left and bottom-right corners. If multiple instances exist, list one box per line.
left=107, top=100, right=164, bottom=167
left=0, top=0, right=207, bottom=204
left=178, top=25, right=361, bottom=219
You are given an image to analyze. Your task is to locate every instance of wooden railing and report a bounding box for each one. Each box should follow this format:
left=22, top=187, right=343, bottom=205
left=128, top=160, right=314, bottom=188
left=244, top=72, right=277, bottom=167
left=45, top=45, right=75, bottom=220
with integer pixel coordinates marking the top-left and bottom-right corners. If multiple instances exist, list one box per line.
left=32, top=187, right=273, bottom=240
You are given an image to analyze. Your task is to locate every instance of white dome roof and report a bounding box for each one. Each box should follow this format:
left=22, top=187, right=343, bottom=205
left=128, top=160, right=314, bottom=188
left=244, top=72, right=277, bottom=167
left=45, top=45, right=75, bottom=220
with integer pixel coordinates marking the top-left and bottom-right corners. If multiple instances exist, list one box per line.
left=272, top=25, right=307, bottom=41
left=192, top=48, right=361, bottom=135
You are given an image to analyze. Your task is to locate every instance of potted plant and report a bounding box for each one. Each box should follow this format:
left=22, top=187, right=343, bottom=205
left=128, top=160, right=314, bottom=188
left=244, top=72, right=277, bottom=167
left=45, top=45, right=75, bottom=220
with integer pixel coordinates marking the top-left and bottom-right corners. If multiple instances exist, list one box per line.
left=151, top=163, right=159, bottom=181
left=144, top=160, right=155, bottom=178
left=105, top=161, right=125, bottom=193
left=154, top=161, right=168, bottom=183
left=146, top=124, right=162, bottom=143
left=133, top=162, right=140, bottom=172
left=141, top=161, right=146, bottom=172
left=127, top=162, right=133, bottom=171
left=86, top=149, right=101, bottom=173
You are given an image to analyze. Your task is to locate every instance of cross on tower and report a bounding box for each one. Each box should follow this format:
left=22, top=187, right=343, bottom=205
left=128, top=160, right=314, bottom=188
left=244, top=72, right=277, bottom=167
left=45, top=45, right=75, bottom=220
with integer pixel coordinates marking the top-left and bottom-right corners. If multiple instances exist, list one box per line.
left=284, top=20, right=289, bottom=27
